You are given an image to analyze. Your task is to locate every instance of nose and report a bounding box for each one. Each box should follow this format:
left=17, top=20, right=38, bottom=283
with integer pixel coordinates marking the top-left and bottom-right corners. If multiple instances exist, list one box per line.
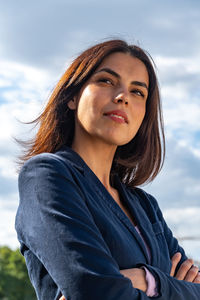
left=113, top=91, right=128, bottom=105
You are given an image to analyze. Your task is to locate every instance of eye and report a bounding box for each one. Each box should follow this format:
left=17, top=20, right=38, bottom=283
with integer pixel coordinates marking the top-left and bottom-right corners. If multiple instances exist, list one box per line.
left=131, top=89, right=145, bottom=98
left=97, top=77, right=114, bottom=85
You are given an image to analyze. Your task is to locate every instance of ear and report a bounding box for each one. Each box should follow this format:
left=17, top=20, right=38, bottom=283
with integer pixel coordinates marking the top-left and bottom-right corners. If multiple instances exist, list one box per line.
left=67, top=99, right=77, bottom=110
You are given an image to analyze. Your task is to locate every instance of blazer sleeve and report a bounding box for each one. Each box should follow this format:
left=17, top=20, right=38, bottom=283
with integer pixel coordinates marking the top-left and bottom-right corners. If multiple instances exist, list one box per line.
left=15, top=154, right=151, bottom=300
left=137, top=191, right=200, bottom=300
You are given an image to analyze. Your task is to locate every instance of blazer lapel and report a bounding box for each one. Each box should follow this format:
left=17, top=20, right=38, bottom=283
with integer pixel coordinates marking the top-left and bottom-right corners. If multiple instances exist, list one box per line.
left=89, top=173, right=151, bottom=264
left=116, top=179, right=160, bottom=266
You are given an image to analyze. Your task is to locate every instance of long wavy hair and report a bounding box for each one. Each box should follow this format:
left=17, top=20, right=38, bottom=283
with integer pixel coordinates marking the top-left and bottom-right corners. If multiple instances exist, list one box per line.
left=18, top=39, right=165, bottom=187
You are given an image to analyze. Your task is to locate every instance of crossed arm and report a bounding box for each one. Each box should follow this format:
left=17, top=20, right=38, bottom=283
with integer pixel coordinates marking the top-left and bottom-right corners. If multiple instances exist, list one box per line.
left=119, top=252, right=200, bottom=293
left=60, top=252, right=200, bottom=300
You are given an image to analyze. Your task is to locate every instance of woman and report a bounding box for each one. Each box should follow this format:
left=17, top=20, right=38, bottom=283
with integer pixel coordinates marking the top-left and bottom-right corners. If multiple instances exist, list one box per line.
left=15, top=39, right=200, bottom=299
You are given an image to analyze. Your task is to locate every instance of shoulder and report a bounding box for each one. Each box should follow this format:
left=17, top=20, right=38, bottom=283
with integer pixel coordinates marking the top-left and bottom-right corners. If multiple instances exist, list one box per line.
left=18, top=150, right=87, bottom=207
left=19, top=151, right=78, bottom=185
left=21, top=152, right=67, bottom=169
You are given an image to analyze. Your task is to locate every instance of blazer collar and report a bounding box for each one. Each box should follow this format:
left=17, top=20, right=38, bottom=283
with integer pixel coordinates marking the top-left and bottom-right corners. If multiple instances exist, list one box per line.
left=56, top=146, right=86, bottom=173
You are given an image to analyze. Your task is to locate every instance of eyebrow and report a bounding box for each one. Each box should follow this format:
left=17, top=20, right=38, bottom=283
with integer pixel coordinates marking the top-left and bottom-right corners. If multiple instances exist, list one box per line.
left=95, top=67, right=148, bottom=91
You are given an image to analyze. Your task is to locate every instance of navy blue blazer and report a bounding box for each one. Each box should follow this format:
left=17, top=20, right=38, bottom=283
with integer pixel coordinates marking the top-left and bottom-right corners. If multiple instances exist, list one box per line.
left=15, top=146, right=200, bottom=299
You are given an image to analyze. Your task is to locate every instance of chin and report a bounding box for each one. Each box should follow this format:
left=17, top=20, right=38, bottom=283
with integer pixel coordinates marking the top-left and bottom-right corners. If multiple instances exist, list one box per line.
left=117, top=140, right=133, bottom=146
left=103, top=135, right=133, bottom=147
left=103, top=129, right=136, bottom=146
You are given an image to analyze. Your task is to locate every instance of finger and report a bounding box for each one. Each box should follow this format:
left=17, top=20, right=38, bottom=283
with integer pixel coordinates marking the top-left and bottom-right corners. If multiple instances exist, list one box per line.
left=184, top=266, right=199, bottom=282
left=59, top=296, right=66, bottom=300
left=194, top=272, right=200, bottom=284
left=175, top=259, right=194, bottom=280
left=170, top=252, right=182, bottom=276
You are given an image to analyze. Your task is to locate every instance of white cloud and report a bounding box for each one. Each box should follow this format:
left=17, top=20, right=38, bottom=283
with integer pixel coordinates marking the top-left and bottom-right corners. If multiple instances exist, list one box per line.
left=0, top=59, right=54, bottom=100
left=0, top=156, right=17, bottom=179
left=153, top=55, right=200, bottom=159
left=0, top=194, right=19, bottom=249
left=0, top=60, right=56, bottom=143
left=145, top=136, right=200, bottom=209
left=164, top=207, right=200, bottom=238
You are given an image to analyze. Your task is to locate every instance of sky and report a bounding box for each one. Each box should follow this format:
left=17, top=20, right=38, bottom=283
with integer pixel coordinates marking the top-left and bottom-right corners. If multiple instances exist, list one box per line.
left=0, top=0, right=200, bottom=261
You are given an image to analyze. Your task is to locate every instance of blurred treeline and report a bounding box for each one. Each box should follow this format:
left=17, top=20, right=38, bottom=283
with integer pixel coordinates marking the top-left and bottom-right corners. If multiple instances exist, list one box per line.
left=0, top=246, right=36, bottom=300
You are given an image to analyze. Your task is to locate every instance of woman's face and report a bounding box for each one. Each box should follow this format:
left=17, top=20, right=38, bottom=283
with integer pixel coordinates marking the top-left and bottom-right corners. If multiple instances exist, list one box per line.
left=69, top=52, right=149, bottom=147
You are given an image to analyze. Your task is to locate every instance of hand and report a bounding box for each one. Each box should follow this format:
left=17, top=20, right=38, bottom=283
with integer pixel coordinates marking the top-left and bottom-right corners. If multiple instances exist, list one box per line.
left=120, top=267, right=147, bottom=292
left=170, top=252, right=200, bottom=283
left=59, top=296, right=65, bottom=300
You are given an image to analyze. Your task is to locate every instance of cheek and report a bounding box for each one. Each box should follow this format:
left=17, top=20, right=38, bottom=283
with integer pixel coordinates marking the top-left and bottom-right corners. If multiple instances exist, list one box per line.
left=132, top=102, right=146, bottom=121
left=78, top=87, right=109, bottom=119
left=76, top=90, right=101, bottom=125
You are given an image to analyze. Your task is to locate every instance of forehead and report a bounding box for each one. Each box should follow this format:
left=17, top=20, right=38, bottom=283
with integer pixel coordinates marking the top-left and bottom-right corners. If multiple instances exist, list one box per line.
left=96, top=52, right=149, bottom=85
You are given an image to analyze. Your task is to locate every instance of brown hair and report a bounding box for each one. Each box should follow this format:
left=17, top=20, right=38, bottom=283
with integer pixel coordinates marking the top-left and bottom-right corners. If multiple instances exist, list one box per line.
left=18, top=39, right=165, bottom=187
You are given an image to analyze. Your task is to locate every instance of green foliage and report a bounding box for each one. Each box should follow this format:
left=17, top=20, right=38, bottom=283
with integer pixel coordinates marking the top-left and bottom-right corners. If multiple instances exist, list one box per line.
left=0, top=246, right=36, bottom=300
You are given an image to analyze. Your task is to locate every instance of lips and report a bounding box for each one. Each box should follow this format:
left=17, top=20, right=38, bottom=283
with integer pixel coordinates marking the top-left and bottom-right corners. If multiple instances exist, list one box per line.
left=104, top=110, right=128, bottom=123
